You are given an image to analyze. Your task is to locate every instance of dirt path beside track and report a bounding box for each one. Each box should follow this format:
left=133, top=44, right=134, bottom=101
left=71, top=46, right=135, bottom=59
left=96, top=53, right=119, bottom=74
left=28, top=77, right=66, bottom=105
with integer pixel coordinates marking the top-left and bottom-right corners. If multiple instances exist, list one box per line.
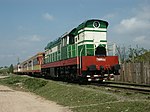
left=0, top=85, right=71, bottom=112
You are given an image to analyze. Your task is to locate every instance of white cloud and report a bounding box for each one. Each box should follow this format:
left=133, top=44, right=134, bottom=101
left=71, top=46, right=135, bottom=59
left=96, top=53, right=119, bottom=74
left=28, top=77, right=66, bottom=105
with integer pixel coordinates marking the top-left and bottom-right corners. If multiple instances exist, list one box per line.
left=133, top=36, right=150, bottom=44
left=0, top=54, right=15, bottom=58
left=30, top=35, right=41, bottom=42
left=115, top=7, right=150, bottom=34
left=17, top=34, right=41, bottom=43
left=133, top=36, right=145, bottom=43
left=103, top=13, right=116, bottom=20
left=112, top=5, right=150, bottom=49
left=43, top=13, right=54, bottom=21
left=18, top=25, right=24, bottom=30
left=115, top=16, right=150, bottom=34
left=136, top=5, right=150, bottom=20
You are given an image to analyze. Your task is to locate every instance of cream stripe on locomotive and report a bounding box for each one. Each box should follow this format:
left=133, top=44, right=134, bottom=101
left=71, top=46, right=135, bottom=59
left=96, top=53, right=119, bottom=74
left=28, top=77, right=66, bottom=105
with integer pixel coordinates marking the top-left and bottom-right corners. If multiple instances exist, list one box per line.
left=78, top=27, right=107, bottom=34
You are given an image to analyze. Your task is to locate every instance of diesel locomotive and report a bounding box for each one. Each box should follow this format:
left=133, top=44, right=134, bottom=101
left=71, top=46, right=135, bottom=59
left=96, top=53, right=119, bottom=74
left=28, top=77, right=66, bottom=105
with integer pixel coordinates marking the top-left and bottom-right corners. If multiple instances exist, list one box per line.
left=14, top=19, right=120, bottom=82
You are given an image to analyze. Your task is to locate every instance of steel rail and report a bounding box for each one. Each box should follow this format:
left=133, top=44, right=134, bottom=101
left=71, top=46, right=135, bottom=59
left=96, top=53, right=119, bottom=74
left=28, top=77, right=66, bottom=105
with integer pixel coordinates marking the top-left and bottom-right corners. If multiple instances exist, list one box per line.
left=92, top=82, right=150, bottom=93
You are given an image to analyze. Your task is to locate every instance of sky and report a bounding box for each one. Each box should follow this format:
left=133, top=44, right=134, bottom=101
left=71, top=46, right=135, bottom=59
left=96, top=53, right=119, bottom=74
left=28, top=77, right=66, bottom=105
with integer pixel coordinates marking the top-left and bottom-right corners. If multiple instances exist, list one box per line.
left=0, top=0, right=150, bottom=66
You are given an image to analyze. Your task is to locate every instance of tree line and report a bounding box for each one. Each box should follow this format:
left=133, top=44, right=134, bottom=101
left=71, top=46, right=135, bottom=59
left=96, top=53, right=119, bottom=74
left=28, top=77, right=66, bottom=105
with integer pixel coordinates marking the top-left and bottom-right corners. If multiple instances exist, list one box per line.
left=0, top=64, right=13, bottom=74
left=116, top=45, right=150, bottom=63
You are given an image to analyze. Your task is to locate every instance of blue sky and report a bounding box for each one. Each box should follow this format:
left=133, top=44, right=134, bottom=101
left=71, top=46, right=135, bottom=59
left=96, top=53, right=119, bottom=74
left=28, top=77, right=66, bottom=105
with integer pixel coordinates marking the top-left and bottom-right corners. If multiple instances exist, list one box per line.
left=0, top=0, right=150, bottom=66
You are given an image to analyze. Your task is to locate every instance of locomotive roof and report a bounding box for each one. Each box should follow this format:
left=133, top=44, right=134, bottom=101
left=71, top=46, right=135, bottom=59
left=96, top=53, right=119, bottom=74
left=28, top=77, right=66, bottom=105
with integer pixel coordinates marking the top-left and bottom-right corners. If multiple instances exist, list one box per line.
left=45, top=37, right=61, bottom=50
left=69, top=19, right=108, bottom=36
left=77, top=19, right=108, bottom=29
left=45, top=19, right=108, bottom=50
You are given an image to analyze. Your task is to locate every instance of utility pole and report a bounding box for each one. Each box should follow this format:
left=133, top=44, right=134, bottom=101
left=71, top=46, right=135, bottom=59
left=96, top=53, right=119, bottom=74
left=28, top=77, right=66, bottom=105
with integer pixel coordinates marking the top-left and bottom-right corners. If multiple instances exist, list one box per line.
left=112, top=43, right=116, bottom=56
left=17, top=57, right=20, bottom=64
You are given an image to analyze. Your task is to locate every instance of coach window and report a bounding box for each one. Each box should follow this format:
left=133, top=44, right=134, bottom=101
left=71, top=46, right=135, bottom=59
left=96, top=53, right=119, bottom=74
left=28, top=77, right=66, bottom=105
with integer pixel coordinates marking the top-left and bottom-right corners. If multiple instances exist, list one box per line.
left=78, top=35, right=80, bottom=40
left=75, top=37, right=77, bottom=43
left=28, top=61, right=32, bottom=67
left=64, top=36, right=67, bottom=46
left=58, top=44, right=60, bottom=51
left=33, top=58, right=38, bottom=65
left=69, top=34, right=75, bottom=44
left=61, top=39, right=63, bottom=47
left=61, top=36, right=67, bottom=46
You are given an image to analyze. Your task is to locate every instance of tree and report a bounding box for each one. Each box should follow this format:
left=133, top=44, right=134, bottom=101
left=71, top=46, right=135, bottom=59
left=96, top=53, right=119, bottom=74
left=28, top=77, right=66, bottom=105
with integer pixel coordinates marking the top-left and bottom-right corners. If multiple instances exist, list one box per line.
left=134, top=50, right=150, bottom=62
left=9, top=64, right=14, bottom=73
left=0, top=67, right=9, bottom=74
left=116, top=45, right=127, bottom=63
left=127, top=45, right=147, bottom=62
left=116, top=45, right=148, bottom=63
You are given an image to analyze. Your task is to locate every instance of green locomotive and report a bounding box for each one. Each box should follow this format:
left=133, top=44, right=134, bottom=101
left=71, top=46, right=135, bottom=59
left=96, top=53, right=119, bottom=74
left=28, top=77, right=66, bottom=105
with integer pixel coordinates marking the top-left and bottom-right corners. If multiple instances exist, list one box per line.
left=42, top=19, right=120, bottom=81
left=44, top=19, right=108, bottom=63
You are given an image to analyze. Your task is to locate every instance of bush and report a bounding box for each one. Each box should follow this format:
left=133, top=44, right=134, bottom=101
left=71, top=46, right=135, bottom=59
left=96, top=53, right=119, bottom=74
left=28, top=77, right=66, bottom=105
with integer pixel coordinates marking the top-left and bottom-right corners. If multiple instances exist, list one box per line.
left=24, top=78, right=48, bottom=91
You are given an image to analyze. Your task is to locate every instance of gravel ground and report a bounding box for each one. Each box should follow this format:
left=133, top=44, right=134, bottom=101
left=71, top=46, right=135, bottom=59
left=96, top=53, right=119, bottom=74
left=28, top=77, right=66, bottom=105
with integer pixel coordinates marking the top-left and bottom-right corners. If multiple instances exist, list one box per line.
left=0, top=85, right=71, bottom=112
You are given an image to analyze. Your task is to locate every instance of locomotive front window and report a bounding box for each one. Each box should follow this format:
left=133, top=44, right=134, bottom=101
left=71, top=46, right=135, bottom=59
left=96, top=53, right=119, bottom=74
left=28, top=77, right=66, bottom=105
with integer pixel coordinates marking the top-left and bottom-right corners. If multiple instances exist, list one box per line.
left=95, top=46, right=106, bottom=56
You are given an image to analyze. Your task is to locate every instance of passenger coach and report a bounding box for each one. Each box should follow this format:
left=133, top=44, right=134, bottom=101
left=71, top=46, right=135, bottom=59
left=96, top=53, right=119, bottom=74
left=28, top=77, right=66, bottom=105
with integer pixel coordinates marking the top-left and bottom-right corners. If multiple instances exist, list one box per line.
left=14, top=52, right=44, bottom=75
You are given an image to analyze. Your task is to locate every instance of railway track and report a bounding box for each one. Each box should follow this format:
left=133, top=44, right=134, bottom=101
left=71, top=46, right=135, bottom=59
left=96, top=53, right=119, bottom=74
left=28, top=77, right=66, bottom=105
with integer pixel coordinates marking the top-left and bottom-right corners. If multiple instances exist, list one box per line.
left=94, top=81, right=150, bottom=93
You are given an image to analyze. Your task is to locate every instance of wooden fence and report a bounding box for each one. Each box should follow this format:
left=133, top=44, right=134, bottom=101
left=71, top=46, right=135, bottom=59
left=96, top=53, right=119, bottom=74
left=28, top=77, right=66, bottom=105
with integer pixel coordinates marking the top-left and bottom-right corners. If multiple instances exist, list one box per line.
left=114, top=62, right=150, bottom=85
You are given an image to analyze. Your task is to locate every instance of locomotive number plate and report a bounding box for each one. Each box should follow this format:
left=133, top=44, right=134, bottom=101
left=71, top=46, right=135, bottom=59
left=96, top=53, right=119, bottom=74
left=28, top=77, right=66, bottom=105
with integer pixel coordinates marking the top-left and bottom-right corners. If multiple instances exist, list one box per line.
left=96, top=58, right=106, bottom=61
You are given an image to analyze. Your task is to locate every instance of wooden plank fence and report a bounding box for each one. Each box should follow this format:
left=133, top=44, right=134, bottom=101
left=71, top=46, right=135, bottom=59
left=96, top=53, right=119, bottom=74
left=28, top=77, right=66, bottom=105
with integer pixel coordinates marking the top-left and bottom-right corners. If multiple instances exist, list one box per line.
left=114, top=62, right=150, bottom=85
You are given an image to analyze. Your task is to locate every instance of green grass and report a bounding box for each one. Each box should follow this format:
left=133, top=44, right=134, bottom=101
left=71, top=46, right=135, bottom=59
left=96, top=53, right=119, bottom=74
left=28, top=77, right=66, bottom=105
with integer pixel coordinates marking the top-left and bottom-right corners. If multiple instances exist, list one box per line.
left=0, top=75, right=150, bottom=112
left=35, top=82, right=116, bottom=106
left=73, top=101, right=150, bottom=112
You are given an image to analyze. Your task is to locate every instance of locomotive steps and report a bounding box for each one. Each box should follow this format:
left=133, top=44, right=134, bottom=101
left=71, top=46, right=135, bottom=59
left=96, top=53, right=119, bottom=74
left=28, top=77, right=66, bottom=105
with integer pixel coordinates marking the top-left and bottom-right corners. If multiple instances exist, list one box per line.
left=0, top=75, right=150, bottom=112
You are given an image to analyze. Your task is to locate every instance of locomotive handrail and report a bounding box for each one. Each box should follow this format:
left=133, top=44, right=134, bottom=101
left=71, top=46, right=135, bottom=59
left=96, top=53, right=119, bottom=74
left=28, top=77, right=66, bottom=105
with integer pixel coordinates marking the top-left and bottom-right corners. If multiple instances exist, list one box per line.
left=79, top=46, right=84, bottom=71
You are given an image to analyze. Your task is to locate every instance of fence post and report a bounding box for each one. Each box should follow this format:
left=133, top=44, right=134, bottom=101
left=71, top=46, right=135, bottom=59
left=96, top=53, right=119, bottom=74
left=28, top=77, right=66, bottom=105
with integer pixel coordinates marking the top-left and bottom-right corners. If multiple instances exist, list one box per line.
left=115, top=61, right=150, bottom=85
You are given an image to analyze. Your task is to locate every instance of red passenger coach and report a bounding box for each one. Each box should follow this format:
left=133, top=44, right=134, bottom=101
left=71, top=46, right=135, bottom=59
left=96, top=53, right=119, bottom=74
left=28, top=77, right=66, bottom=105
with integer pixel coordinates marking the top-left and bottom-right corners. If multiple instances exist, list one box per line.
left=14, top=52, right=45, bottom=75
